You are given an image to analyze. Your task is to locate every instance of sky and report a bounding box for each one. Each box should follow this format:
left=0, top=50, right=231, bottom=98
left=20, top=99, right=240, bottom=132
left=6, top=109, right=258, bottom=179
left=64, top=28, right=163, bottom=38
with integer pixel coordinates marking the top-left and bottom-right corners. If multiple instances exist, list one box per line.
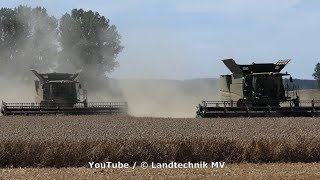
left=1, top=0, right=320, bottom=80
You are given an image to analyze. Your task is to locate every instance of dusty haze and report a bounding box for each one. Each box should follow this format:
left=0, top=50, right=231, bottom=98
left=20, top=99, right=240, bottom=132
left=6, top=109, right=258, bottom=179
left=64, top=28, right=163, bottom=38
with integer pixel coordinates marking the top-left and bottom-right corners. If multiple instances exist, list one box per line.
left=0, top=76, right=219, bottom=118
left=1, top=74, right=319, bottom=118
left=80, top=78, right=219, bottom=118
left=0, top=78, right=34, bottom=103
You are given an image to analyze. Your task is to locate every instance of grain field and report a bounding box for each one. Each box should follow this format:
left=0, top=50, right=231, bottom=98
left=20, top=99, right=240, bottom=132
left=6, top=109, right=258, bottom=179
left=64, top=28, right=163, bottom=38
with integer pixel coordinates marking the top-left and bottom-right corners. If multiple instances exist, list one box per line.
left=0, top=116, right=320, bottom=167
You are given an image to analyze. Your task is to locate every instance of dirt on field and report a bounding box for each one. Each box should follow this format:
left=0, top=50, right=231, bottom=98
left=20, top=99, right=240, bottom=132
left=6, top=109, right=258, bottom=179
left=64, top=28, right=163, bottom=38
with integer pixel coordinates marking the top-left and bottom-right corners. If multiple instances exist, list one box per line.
left=1, top=163, right=320, bottom=180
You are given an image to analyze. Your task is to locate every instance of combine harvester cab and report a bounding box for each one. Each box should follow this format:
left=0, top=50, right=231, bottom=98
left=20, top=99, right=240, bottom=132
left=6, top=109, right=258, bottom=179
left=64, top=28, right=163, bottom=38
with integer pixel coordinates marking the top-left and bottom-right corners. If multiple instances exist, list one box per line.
left=1, top=70, right=128, bottom=116
left=196, top=59, right=320, bottom=118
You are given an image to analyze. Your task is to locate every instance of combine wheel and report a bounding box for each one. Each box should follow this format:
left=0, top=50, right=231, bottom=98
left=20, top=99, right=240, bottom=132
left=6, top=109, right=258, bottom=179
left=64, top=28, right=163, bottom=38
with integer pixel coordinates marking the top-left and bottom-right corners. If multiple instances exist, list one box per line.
left=237, top=99, right=246, bottom=107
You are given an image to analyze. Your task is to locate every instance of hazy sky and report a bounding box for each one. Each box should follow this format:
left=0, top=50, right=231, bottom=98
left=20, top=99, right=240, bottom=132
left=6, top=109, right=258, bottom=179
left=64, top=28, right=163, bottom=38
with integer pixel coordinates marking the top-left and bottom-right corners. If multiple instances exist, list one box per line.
left=1, top=0, right=320, bottom=79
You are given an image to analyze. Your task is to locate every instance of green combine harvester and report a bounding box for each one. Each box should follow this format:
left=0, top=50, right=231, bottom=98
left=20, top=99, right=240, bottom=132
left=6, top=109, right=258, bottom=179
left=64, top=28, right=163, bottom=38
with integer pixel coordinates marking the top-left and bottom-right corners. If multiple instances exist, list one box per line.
left=196, top=59, right=320, bottom=118
left=1, top=70, right=127, bottom=115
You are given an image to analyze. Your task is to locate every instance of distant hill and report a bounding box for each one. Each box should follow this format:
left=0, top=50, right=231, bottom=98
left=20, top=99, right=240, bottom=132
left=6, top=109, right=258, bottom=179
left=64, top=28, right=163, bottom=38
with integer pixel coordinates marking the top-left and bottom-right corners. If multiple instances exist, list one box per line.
left=284, top=79, right=318, bottom=90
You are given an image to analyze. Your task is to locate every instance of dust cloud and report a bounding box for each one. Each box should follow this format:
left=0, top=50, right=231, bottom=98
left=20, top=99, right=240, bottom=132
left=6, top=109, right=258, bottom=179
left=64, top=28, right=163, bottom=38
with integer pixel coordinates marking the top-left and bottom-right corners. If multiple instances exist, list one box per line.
left=120, top=80, right=217, bottom=118
left=0, top=76, right=219, bottom=118
left=87, top=79, right=219, bottom=118
left=0, top=77, right=34, bottom=103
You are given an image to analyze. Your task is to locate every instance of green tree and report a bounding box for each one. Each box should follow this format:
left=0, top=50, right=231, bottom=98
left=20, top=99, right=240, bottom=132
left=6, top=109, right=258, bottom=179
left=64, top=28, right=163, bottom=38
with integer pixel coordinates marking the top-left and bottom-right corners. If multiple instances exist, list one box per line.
left=0, top=7, right=28, bottom=77
left=0, top=6, right=58, bottom=78
left=20, top=6, right=58, bottom=73
left=59, top=9, right=123, bottom=85
left=313, top=63, right=320, bottom=88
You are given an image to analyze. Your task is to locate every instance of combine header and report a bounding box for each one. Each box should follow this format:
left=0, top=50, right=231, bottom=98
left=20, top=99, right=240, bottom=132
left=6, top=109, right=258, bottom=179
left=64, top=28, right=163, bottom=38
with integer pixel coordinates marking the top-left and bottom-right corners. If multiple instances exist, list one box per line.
left=1, top=70, right=127, bottom=116
left=196, top=59, right=320, bottom=118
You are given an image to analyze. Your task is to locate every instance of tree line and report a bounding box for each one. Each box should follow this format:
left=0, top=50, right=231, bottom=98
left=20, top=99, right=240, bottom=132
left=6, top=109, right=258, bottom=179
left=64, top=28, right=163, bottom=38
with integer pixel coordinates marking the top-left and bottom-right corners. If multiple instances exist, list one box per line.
left=0, top=5, right=123, bottom=85
left=313, top=63, right=320, bottom=88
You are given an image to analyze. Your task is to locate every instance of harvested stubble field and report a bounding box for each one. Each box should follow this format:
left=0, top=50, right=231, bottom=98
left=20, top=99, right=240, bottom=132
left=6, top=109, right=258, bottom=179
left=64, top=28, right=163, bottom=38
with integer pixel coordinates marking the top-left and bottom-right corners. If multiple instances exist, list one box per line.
left=0, top=115, right=320, bottom=168
left=2, top=163, right=320, bottom=180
